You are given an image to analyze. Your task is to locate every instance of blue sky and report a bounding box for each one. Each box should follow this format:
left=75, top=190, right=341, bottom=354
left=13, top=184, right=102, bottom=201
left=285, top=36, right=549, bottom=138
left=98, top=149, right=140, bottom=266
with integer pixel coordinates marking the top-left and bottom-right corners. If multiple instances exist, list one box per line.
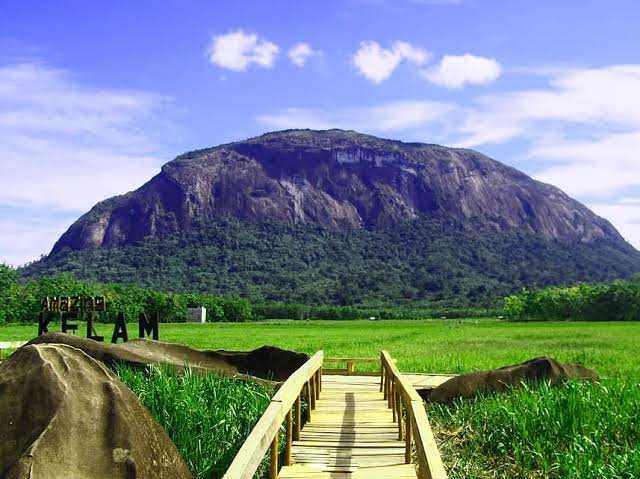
left=2, top=0, right=640, bottom=265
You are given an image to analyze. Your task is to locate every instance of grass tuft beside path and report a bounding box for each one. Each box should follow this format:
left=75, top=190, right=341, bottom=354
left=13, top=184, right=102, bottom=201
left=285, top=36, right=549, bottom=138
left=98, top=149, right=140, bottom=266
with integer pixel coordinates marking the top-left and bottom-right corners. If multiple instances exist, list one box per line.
left=430, top=379, right=640, bottom=479
left=116, top=364, right=272, bottom=479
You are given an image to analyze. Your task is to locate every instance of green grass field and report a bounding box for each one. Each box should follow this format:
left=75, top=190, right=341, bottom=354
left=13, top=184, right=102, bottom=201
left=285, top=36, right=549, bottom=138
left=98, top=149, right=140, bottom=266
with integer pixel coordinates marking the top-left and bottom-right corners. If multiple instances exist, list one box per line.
left=2, top=319, right=639, bottom=378
left=2, top=319, right=639, bottom=478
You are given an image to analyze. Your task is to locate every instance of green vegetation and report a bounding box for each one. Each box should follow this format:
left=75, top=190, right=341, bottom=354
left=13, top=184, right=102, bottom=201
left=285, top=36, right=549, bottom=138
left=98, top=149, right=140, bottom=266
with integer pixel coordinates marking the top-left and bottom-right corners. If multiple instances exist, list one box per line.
left=20, top=216, right=640, bottom=306
left=504, top=276, right=640, bottom=321
left=0, top=263, right=254, bottom=324
left=0, top=263, right=498, bottom=325
left=116, top=363, right=273, bottom=479
left=3, top=319, right=639, bottom=378
left=2, top=319, right=639, bottom=477
left=430, top=379, right=640, bottom=479
left=0, top=264, right=23, bottom=324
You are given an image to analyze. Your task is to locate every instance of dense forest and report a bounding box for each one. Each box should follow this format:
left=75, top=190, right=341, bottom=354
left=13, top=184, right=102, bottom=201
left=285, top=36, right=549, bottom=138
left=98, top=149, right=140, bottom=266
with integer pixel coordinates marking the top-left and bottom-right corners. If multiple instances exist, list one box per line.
left=19, top=216, right=640, bottom=308
left=0, top=264, right=495, bottom=324
left=4, top=263, right=640, bottom=323
left=504, top=276, right=640, bottom=321
left=0, top=264, right=252, bottom=324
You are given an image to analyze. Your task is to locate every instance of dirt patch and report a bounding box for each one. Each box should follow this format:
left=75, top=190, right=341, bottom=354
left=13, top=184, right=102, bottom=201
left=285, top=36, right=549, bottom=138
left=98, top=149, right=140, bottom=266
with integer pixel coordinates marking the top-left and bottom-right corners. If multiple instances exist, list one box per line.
left=0, top=343, right=194, bottom=479
left=422, top=356, right=599, bottom=403
left=27, top=332, right=308, bottom=382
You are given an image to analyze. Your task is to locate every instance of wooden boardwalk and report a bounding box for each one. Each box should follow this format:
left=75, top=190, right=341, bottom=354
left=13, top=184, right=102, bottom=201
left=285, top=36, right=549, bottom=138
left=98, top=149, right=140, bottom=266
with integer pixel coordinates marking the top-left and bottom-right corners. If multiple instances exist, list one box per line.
left=279, top=375, right=418, bottom=478
left=223, top=352, right=448, bottom=479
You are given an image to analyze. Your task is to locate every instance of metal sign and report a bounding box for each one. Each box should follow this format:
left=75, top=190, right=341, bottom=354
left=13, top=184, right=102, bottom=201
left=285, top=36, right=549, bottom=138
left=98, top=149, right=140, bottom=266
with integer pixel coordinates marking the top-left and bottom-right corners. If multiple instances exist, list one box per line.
left=41, top=296, right=106, bottom=312
left=38, top=296, right=159, bottom=344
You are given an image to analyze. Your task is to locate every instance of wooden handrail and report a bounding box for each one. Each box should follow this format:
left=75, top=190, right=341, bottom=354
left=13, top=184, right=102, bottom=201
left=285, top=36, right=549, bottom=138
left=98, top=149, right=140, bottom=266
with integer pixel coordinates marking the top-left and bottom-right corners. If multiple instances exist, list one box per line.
left=323, top=356, right=381, bottom=376
left=223, top=351, right=324, bottom=479
left=324, top=357, right=379, bottom=363
left=381, top=350, right=448, bottom=479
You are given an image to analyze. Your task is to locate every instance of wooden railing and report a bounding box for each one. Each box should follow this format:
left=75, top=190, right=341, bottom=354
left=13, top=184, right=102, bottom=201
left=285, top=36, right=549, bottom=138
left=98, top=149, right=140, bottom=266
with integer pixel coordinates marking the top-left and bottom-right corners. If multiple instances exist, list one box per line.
left=323, top=356, right=380, bottom=376
left=381, top=350, right=448, bottom=479
left=0, top=341, right=27, bottom=362
left=223, top=350, right=324, bottom=479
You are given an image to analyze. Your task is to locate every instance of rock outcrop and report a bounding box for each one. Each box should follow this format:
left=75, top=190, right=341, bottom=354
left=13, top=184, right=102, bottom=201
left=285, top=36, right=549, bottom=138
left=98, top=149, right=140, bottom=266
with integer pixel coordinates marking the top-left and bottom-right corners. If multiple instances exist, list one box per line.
left=423, top=357, right=599, bottom=403
left=51, top=129, right=624, bottom=252
left=0, top=343, right=194, bottom=479
left=28, top=332, right=309, bottom=382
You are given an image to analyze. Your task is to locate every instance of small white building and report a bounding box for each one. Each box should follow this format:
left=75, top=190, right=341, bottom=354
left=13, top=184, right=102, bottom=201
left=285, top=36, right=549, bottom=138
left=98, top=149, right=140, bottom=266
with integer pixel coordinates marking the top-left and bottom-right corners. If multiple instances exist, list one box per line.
left=187, top=306, right=207, bottom=323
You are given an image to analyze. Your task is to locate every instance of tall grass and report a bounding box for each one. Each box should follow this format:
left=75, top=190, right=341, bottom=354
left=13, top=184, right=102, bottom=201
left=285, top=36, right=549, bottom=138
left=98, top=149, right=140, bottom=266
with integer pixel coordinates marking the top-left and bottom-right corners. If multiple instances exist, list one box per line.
left=116, top=364, right=272, bottom=479
left=429, top=379, right=640, bottom=479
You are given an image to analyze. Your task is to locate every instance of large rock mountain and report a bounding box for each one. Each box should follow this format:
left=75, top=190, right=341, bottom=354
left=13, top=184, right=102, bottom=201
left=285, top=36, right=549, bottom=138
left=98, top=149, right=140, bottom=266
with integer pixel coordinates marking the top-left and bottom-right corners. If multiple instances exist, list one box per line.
left=26, top=129, right=640, bottom=306
left=53, top=129, right=619, bottom=252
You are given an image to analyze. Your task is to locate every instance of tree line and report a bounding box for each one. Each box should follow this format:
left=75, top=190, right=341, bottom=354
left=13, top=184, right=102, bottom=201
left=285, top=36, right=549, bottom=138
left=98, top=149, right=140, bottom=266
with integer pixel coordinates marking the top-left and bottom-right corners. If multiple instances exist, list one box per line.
left=0, top=264, right=497, bottom=324
left=503, top=276, right=640, bottom=321
left=0, top=264, right=253, bottom=324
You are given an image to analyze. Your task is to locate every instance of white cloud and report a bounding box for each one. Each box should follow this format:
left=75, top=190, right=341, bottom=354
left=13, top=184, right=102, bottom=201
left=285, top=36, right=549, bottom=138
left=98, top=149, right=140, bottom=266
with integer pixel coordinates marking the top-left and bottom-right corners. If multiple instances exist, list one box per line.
left=0, top=213, right=77, bottom=267
left=589, top=200, right=640, bottom=249
left=257, top=100, right=454, bottom=132
left=449, top=65, right=640, bottom=204
left=0, top=62, right=175, bottom=264
left=207, top=30, right=279, bottom=71
left=459, top=65, right=640, bottom=148
left=530, top=132, right=640, bottom=198
left=422, top=53, right=501, bottom=88
left=352, top=40, right=430, bottom=83
left=288, top=42, right=322, bottom=67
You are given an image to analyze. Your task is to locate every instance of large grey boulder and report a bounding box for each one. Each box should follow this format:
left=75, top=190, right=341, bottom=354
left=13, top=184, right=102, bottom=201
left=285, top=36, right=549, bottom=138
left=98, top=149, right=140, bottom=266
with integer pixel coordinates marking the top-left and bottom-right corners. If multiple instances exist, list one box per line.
left=0, top=343, right=194, bottom=479
left=423, top=356, right=599, bottom=403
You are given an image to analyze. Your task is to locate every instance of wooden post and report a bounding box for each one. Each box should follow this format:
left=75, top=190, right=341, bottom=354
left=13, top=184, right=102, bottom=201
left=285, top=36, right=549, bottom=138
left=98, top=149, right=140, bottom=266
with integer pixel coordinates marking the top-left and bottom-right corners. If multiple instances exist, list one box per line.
left=388, top=377, right=394, bottom=409
left=396, top=390, right=404, bottom=440
left=319, top=366, right=322, bottom=392
left=382, top=368, right=389, bottom=399
left=382, top=367, right=387, bottom=399
left=405, top=406, right=413, bottom=464
left=347, top=361, right=353, bottom=374
left=392, top=381, right=397, bottom=422
left=315, top=372, right=320, bottom=400
left=294, top=395, right=301, bottom=440
left=380, top=359, right=384, bottom=392
left=306, top=381, right=313, bottom=421
left=285, top=408, right=293, bottom=466
left=310, top=377, right=316, bottom=410
left=270, top=433, right=279, bottom=479
left=384, top=366, right=389, bottom=400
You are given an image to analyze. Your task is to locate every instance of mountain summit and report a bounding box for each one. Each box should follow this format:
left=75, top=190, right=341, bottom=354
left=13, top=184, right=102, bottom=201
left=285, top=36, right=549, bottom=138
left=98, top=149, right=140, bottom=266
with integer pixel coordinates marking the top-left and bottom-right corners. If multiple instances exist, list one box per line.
left=27, top=130, right=640, bottom=306
left=53, top=129, right=622, bottom=252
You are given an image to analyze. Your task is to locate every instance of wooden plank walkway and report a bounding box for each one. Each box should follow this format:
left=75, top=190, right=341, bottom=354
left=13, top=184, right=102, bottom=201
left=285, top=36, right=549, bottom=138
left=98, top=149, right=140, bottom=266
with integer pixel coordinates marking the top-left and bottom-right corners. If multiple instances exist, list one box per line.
left=223, top=352, right=447, bottom=479
left=279, top=375, right=418, bottom=478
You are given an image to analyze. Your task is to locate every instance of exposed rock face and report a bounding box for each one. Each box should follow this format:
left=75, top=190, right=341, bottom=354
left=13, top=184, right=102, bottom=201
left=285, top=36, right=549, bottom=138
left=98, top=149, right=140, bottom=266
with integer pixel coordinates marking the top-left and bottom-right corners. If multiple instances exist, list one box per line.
left=51, top=129, right=624, bottom=253
left=0, top=343, right=193, bottom=479
left=28, top=332, right=309, bottom=382
left=422, top=357, right=599, bottom=403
